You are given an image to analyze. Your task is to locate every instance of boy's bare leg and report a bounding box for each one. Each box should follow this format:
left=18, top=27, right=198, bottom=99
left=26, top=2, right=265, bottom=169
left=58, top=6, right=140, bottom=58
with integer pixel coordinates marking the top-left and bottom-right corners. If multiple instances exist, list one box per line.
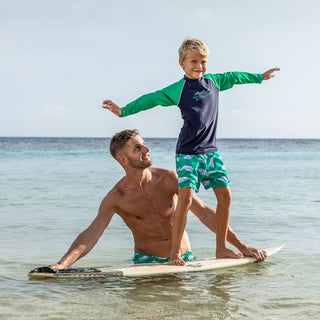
left=170, top=187, right=194, bottom=266
left=213, top=186, right=243, bottom=259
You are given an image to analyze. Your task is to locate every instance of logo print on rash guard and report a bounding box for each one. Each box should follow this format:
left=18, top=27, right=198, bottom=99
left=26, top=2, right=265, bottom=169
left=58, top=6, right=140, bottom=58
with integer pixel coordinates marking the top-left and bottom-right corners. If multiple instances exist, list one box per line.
left=192, top=89, right=213, bottom=101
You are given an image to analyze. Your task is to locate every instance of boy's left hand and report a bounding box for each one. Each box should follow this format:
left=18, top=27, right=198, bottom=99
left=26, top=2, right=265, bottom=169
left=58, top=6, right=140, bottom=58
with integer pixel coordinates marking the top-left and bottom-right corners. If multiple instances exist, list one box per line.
left=262, top=67, right=280, bottom=80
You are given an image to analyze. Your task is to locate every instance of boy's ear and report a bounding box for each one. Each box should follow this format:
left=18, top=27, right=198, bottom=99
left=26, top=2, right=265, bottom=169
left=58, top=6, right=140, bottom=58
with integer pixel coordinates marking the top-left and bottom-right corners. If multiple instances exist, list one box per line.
left=179, top=59, right=185, bottom=69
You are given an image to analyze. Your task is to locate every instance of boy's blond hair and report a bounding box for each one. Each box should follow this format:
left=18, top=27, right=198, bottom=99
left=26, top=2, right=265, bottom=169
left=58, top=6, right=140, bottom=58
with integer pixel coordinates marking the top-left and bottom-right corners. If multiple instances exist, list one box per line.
left=178, top=38, right=209, bottom=61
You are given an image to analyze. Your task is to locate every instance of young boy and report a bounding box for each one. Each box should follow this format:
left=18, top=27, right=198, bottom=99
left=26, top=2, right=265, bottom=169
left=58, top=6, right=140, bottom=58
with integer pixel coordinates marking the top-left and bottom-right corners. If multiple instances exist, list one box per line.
left=103, top=38, right=280, bottom=265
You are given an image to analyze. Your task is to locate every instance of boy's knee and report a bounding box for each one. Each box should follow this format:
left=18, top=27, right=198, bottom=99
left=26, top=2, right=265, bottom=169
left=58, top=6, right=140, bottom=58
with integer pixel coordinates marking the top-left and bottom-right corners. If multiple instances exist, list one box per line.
left=225, top=188, right=232, bottom=202
left=215, top=187, right=232, bottom=205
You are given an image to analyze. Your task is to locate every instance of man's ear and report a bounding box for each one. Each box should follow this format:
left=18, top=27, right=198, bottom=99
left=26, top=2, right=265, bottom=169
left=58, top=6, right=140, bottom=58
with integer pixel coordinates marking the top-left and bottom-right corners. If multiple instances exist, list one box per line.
left=117, top=154, right=128, bottom=167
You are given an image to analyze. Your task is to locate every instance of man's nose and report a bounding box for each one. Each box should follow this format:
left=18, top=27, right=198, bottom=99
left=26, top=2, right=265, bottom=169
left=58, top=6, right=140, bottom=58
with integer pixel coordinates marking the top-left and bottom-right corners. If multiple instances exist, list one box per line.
left=143, top=145, right=150, bottom=153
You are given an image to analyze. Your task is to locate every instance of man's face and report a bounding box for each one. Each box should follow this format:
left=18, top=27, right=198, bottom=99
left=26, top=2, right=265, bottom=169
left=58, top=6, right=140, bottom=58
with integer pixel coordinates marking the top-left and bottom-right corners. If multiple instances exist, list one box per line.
left=122, top=135, right=152, bottom=169
left=179, top=51, right=208, bottom=80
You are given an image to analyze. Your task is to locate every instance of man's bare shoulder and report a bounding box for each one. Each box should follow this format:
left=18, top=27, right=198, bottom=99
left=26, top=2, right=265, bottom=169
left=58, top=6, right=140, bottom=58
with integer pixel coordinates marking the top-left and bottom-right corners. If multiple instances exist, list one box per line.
left=149, top=167, right=178, bottom=192
left=149, top=167, right=177, bottom=179
left=100, top=179, right=126, bottom=208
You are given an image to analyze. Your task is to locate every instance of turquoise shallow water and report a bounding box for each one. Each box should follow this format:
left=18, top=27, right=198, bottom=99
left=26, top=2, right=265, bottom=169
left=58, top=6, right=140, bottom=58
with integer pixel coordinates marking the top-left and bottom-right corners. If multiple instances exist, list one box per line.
left=0, top=137, right=319, bottom=320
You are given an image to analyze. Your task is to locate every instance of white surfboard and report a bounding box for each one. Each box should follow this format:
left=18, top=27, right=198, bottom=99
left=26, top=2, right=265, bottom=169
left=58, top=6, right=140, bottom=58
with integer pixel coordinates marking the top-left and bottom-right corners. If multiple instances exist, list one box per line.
left=29, top=243, right=284, bottom=279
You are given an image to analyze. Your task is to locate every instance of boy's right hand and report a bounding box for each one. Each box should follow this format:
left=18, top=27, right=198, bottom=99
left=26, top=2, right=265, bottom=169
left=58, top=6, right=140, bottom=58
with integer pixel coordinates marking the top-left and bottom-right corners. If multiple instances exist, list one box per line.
left=102, top=100, right=122, bottom=116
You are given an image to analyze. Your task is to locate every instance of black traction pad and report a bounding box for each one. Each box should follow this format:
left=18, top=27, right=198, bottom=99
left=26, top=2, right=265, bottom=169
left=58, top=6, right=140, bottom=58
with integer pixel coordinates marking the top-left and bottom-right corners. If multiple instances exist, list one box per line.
left=29, top=266, right=102, bottom=274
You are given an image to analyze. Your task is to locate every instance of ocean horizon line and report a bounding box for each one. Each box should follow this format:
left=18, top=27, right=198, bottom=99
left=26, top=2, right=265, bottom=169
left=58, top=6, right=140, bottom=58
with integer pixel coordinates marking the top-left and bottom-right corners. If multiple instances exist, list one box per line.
left=1, top=136, right=319, bottom=140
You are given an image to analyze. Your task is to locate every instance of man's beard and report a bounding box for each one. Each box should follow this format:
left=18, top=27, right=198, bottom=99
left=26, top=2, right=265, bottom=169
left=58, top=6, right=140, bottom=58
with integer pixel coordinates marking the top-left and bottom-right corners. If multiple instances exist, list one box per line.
left=128, top=158, right=153, bottom=169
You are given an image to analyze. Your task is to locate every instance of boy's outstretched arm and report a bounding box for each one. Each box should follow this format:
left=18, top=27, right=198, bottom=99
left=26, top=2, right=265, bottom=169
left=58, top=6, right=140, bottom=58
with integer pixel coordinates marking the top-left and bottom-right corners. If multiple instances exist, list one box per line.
left=262, top=67, right=280, bottom=80
left=102, top=100, right=122, bottom=116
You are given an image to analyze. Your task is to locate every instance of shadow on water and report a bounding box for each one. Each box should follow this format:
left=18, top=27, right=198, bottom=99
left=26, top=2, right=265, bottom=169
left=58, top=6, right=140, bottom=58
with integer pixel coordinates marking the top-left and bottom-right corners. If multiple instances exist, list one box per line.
left=120, top=272, right=234, bottom=302
left=26, top=263, right=275, bottom=319
left=22, top=270, right=242, bottom=319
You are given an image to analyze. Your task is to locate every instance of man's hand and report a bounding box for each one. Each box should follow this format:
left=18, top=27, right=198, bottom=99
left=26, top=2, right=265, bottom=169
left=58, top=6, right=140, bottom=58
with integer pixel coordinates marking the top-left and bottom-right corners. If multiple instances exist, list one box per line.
left=262, top=67, right=280, bottom=80
left=240, top=246, right=268, bottom=263
left=102, top=100, right=122, bottom=116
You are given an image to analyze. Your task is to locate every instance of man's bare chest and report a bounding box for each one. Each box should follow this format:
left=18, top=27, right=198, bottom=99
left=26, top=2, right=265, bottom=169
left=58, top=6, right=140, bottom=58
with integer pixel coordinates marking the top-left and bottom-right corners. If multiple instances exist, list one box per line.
left=117, top=189, right=174, bottom=220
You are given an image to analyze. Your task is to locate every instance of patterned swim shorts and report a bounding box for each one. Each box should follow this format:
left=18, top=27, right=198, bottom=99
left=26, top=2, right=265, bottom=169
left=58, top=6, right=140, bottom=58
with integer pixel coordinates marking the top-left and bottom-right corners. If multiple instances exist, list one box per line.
left=133, top=251, right=195, bottom=264
left=176, top=152, right=230, bottom=192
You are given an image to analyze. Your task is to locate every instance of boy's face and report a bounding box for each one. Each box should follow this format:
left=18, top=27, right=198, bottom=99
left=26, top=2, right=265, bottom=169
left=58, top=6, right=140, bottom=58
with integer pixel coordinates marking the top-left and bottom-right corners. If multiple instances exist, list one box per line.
left=179, top=51, right=208, bottom=80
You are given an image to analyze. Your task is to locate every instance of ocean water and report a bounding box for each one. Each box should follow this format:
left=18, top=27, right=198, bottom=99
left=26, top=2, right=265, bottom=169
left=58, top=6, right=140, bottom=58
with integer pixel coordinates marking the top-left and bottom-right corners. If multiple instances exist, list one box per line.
left=0, top=137, right=319, bottom=320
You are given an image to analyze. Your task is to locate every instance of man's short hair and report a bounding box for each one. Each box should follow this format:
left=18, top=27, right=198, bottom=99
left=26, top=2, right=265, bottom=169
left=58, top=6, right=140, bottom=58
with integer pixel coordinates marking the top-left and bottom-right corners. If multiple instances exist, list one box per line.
left=178, top=37, right=209, bottom=61
left=110, top=129, right=140, bottom=159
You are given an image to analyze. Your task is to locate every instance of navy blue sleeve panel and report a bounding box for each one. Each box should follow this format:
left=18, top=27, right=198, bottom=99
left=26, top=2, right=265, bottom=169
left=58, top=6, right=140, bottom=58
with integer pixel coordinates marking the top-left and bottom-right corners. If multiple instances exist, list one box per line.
left=204, top=72, right=263, bottom=91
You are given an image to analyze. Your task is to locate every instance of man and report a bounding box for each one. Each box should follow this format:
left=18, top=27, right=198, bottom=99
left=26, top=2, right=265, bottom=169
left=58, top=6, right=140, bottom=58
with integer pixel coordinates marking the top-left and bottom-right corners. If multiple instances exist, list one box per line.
left=50, top=129, right=266, bottom=270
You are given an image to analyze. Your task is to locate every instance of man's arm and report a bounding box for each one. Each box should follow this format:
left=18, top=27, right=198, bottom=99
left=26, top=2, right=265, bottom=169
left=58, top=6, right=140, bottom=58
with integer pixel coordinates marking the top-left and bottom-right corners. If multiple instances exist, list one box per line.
left=162, top=169, right=266, bottom=262
left=190, top=195, right=267, bottom=262
left=49, top=193, right=117, bottom=269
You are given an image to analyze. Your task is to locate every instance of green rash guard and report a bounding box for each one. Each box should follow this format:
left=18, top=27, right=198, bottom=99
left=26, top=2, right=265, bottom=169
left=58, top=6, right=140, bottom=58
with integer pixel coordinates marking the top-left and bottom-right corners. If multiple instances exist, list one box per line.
left=120, top=72, right=263, bottom=155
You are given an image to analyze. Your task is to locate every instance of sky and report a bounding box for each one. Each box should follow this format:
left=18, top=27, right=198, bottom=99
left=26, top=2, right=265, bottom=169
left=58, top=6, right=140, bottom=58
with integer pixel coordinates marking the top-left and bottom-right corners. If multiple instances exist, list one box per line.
left=0, top=0, right=319, bottom=138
